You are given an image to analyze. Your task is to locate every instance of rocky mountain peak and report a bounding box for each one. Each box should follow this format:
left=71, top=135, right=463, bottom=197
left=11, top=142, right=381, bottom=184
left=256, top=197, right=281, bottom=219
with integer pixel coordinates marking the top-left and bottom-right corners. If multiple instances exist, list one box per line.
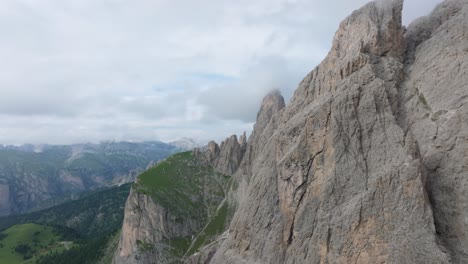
left=192, top=140, right=220, bottom=166
left=206, top=140, right=220, bottom=157
left=193, top=135, right=247, bottom=175
left=255, top=90, right=285, bottom=131
left=332, top=0, right=405, bottom=58
left=238, top=131, right=247, bottom=146
left=289, top=0, right=407, bottom=111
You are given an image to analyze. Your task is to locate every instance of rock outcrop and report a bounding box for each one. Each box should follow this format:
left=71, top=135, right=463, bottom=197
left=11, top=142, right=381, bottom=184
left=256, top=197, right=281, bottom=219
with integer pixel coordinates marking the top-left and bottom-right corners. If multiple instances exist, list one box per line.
left=114, top=188, right=204, bottom=264
left=193, top=134, right=247, bottom=176
left=191, top=90, right=285, bottom=178
left=255, top=90, right=286, bottom=132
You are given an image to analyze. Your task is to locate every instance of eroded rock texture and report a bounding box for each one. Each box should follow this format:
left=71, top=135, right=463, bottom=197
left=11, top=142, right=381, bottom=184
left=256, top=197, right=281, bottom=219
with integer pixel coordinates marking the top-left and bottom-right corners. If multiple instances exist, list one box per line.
left=114, top=188, right=203, bottom=264
left=402, top=0, right=468, bottom=262
left=210, top=0, right=467, bottom=263
left=193, top=134, right=247, bottom=176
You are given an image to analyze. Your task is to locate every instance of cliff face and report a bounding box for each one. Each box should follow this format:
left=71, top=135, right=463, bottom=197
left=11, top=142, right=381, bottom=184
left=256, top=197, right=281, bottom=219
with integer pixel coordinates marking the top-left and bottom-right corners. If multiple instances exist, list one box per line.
left=115, top=187, right=204, bottom=264
left=210, top=0, right=468, bottom=263
left=115, top=0, right=468, bottom=263
left=402, top=1, right=468, bottom=261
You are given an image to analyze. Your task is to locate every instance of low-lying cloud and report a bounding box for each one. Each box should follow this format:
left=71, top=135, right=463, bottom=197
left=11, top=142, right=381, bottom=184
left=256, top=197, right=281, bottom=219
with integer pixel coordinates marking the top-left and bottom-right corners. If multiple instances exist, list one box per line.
left=0, top=0, right=442, bottom=145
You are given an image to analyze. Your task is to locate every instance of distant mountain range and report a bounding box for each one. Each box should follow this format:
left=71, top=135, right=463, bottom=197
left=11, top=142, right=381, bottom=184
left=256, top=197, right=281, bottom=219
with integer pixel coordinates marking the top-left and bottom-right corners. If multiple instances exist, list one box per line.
left=0, top=141, right=184, bottom=217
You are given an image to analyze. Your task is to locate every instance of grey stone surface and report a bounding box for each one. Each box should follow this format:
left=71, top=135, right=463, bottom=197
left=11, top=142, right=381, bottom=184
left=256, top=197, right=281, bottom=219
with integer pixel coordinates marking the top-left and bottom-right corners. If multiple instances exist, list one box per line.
left=193, top=134, right=247, bottom=176
left=210, top=0, right=466, bottom=263
left=402, top=0, right=468, bottom=262
left=215, top=135, right=246, bottom=175
left=193, top=141, right=220, bottom=167
left=114, top=187, right=204, bottom=264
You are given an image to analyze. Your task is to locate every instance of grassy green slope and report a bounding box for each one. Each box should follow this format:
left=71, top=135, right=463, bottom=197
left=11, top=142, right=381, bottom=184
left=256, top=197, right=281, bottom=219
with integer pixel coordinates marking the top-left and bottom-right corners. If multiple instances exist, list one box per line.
left=135, top=151, right=229, bottom=219
left=34, top=232, right=118, bottom=264
left=0, top=223, right=75, bottom=264
left=187, top=201, right=230, bottom=255
left=97, top=231, right=121, bottom=264
left=133, top=151, right=233, bottom=259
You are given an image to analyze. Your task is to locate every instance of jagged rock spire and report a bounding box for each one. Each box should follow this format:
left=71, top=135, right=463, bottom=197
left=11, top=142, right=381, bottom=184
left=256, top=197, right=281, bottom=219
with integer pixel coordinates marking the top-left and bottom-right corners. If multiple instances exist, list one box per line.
left=255, top=90, right=285, bottom=132
left=238, top=131, right=247, bottom=145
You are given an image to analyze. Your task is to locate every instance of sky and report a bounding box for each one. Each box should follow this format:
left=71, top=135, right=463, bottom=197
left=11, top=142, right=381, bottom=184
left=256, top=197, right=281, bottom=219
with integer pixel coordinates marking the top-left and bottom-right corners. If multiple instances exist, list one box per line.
left=0, top=0, right=442, bottom=145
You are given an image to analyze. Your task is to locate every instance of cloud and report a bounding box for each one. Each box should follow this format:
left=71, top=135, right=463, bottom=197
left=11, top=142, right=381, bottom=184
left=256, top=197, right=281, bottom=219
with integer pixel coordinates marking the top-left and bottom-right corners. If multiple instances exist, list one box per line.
left=0, top=0, right=442, bottom=145
left=197, top=55, right=304, bottom=122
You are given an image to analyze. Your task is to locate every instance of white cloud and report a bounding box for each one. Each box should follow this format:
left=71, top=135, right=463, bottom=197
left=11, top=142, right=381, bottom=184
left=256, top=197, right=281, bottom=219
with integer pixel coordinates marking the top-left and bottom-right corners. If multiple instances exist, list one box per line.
left=0, top=0, right=442, bottom=145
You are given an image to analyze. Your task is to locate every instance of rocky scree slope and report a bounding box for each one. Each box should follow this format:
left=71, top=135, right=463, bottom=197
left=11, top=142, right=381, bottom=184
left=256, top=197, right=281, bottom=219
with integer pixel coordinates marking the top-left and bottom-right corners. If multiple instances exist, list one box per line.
left=115, top=0, right=468, bottom=263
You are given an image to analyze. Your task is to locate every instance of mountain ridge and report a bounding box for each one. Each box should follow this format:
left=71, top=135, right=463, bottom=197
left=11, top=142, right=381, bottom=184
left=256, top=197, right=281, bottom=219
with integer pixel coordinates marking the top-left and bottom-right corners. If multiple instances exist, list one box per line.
left=0, top=141, right=179, bottom=216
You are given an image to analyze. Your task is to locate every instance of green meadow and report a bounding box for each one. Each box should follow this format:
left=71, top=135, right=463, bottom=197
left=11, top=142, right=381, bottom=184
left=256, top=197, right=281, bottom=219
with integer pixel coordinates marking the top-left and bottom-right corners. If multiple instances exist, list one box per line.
left=0, top=223, right=71, bottom=264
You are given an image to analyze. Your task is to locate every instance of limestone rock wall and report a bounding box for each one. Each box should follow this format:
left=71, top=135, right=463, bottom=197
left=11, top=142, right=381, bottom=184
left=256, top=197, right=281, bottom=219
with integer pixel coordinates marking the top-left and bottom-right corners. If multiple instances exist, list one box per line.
left=210, top=0, right=467, bottom=263
left=114, top=187, right=204, bottom=264
left=402, top=0, right=468, bottom=262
